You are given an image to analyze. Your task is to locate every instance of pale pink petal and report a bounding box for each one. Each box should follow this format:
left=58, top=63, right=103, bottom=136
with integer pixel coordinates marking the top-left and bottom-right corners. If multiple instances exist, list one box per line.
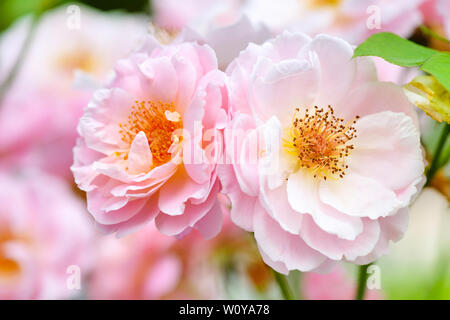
left=258, top=245, right=290, bottom=275
left=253, top=203, right=328, bottom=272
left=79, top=88, right=135, bottom=154
left=319, top=171, right=401, bottom=219
left=342, top=81, right=418, bottom=124
left=300, top=215, right=381, bottom=261
left=287, top=169, right=363, bottom=240
left=205, top=14, right=272, bottom=69
left=217, top=164, right=257, bottom=232
left=71, top=138, right=103, bottom=192
left=299, top=34, right=355, bottom=107
left=87, top=190, right=148, bottom=225
left=158, top=167, right=210, bottom=215
left=96, top=195, right=160, bottom=237
left=310, top=205, right=364, bottom=242
left=138, top=56, right=178, bottom=103
left=226, top=43, right=263, bottom=115
left=260, top=183, right=303, bottom=235
left=155, top=182, right=219, bottom=235
left=224, top=113, right=260, bottom=196
left=267, top=31, right=312, bottom=60
left=352, top=208, right=408, bottom=265
left=287, top=169, right=319, bottom=215
left=349, top=111, right=424, bottom=192
left=251, top=57, right=320, bottom=125
left=172, top=54, right=198, bottom=112
left=127, top=131, right=153, bottom=174
left=193, top=199, right=223, bottom=239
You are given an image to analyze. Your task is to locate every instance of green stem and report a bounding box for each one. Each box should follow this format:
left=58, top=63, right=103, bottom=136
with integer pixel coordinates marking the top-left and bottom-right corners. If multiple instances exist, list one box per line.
left=272, top=270, right=295, bottom=300
left=355, top=263, right=371, bottom=300
left=0, top=13, right=40, bottom=103
left=425, top=123, right=450, bottom=186
left=419, top=25, right=450, bottom=44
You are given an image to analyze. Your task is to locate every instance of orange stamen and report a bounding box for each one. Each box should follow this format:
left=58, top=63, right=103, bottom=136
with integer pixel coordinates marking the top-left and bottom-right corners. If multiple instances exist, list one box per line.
left=119, top=101, right=183, bottom=168
left=283, top=105, right=359, bottom=180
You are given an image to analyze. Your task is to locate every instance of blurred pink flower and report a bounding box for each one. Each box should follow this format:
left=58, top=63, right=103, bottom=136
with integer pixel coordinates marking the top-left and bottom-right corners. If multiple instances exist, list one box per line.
left=0, top=170, right=94, bottom=299
left=321, top=0, right=424, bottom=44
left=244, top=0, right=423, bottom=44
left=0, top=90, right=88, bottom=178
left=152, top=0, right=271, bottom=68
left=88, top=224, right=183, bottom=299
left=152, top=0, right=234, bottom=31
left=0, top=5, right=147, bottom=179
left=302, top=266, right=382, bottom=300
left=220, top=31, right=425, bottom=273
left=88, top=197, right=246, bottom=300
left=72, top=37, right=228, bottom=239
left=0, top=5, right=147, bottom=91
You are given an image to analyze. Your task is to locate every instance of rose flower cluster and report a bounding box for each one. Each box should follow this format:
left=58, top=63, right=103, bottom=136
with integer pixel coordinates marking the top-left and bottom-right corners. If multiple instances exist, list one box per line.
left=72, top=28, right=424, bottom=273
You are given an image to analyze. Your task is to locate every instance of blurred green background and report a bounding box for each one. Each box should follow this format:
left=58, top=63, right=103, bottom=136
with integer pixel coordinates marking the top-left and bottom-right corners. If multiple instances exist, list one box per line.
left=0, top=0, right=150, bottom=32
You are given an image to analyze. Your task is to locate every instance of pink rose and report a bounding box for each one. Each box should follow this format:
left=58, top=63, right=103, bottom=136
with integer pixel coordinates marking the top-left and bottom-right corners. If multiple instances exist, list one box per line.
left=220, top=32, right=425, bottom=273
left=0, top=170, right=93, bottom=299
left=151, top=0, right=272, bottom=69
left=72, top=37, right=228, bottom=239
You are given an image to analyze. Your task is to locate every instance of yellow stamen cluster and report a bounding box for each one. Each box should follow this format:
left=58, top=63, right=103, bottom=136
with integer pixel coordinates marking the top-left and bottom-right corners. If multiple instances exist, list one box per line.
left=119, top=101, right=182, bottom=167
left=283, top=105, right=359, bottom=180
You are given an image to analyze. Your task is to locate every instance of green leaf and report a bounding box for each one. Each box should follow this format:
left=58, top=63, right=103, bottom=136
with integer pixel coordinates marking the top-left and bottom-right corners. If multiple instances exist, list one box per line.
left=353, top=32, right=438, bottom=67
left=0, top=0, right=65, bottom=32
left=421, top=53, right=450, bottom=92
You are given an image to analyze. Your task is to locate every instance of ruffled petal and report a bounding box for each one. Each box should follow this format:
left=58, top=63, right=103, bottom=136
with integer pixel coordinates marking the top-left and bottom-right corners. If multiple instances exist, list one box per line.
left=253, top=203, right=327, bottom=272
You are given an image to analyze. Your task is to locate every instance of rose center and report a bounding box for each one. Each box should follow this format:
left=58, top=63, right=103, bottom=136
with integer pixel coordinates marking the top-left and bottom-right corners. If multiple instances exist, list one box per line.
left=283, top=105, right=358, bottom=180
left=57, top=48, right=98, bottom=74
left=119, top=101, right=183, bottom=167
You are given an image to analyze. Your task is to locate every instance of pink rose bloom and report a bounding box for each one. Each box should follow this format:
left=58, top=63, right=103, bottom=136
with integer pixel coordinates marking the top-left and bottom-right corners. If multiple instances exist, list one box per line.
left=89, top=204, right=243, bottom=300
left=152, top=0, right=271, bottom=69
left=0, top=5, right=147, bottom=179
left=302, top=266, right=382, bottom=300
left=88, top=224, right=183, bottom=299
left=221, top=32, right=425, bottom=273
left=0, top=170, right=94, bottom=299
left=72, top=37, right=228, bottom=238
